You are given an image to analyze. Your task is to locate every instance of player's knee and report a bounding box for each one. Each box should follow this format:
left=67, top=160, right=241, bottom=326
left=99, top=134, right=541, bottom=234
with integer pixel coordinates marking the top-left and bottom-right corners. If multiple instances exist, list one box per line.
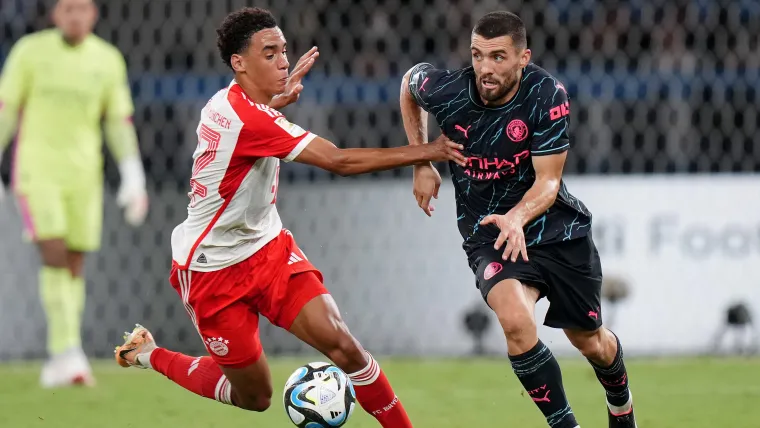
left=236, top=390, right=272, bottom=412
left=496, top=308, right=536, bottom=340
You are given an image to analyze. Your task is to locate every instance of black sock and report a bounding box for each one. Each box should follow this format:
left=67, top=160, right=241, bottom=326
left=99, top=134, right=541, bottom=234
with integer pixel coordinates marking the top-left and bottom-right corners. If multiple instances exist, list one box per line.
left=509, top=340, right=578, bottom=428
left=589, top=331, right=631, bottom=407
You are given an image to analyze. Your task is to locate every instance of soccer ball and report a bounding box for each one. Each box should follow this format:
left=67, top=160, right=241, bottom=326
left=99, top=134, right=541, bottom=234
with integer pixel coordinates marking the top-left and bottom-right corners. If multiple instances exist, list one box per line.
left=283, top=362, right=356, bottom=427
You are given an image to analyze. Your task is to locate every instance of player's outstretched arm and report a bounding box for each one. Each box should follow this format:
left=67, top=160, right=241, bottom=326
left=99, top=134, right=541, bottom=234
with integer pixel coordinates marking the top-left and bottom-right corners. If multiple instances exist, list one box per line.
left=293, top=135, right=466, bottom=177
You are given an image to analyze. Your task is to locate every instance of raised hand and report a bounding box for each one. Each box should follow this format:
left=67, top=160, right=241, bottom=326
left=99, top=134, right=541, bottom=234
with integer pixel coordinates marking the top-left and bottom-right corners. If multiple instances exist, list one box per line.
left=269, top=47, right=319, bottom=110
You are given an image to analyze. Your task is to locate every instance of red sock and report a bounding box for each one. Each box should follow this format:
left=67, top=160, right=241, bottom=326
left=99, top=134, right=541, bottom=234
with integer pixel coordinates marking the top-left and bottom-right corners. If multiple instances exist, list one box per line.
left=149, top=348, right=234, bottom=406
left=348, top=352, right=413, bottom=428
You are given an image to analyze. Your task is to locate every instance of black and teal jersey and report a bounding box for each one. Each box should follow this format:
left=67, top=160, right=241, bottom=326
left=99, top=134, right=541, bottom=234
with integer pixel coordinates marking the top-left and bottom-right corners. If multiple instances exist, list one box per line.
left=408, top=62, right=593, bottom=255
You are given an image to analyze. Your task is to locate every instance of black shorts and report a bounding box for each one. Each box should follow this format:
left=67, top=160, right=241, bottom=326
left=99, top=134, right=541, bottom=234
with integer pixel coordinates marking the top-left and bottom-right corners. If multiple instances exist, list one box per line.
left=468, top=232, right=603, bottom=331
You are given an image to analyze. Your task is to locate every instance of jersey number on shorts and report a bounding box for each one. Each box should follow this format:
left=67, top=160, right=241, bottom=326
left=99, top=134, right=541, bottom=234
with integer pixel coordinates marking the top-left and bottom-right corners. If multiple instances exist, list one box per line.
left=189, top=124, right=222, bottom=207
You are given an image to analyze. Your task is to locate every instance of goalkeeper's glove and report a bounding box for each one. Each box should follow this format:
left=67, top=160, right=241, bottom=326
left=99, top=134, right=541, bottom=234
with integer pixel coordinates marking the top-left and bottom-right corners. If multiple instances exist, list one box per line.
left=116, top=155, right=149, bottom=227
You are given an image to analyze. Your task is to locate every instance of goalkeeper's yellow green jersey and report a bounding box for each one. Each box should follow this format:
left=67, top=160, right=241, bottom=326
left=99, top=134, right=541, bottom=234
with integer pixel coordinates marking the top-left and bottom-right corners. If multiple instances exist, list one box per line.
left=0, top=29, right=135, bottom=190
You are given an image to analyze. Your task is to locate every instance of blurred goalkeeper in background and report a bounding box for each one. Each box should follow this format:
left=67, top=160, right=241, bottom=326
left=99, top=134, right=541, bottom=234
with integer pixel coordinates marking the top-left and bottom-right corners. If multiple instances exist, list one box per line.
left=0, top=0, right=147, bottom=387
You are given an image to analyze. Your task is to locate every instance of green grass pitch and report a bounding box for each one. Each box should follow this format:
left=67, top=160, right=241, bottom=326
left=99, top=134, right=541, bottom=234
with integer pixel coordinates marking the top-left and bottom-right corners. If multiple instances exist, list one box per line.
left=1, top=357, right=758, bottom=427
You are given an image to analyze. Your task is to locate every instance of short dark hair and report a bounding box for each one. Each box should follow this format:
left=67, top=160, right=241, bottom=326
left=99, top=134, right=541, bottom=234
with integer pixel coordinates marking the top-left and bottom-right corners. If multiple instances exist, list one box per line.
left=473, top=11, right=527, bottom=50
left=216, top=7, right=277, bottom=70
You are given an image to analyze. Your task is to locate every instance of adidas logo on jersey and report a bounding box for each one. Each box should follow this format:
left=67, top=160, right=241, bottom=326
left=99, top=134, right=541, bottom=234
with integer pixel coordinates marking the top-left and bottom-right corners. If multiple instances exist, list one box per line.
left=287, top=252, right=303, bottom=265
left=255, top=103, right=283, bottom=118
left=196, top=253, right=208, bottom=263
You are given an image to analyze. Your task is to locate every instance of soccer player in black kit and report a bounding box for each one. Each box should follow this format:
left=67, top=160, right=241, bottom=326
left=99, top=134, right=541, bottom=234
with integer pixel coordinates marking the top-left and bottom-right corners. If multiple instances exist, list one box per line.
left=400, top=11, right=638, bottom=428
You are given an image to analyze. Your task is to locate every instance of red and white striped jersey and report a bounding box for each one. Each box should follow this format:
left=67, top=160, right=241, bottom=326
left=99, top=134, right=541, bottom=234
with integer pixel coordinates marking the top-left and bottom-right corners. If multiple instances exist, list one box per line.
left=171, top=81, right=316, bottom=271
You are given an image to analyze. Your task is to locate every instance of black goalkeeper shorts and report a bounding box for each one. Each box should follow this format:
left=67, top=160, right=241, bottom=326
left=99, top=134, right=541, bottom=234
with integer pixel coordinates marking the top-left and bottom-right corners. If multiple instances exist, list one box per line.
left=468, top=232, right=603, bottom=331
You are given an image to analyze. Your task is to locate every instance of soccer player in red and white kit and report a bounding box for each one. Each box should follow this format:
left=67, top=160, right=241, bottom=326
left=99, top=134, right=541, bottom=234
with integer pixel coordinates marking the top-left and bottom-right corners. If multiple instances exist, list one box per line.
left=114, top=7, right=465, bottom=427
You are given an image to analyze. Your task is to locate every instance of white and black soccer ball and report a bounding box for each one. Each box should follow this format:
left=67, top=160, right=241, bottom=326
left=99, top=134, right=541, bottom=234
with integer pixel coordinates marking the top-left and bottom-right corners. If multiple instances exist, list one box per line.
left=283, top=362, right=356, bottom=427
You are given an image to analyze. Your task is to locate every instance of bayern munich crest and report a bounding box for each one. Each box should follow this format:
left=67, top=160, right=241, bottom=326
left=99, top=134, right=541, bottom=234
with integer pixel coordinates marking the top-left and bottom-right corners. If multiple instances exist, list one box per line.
left=507, top=119, right=529, bottom=142
left=205, top=336, right=230, bottom=357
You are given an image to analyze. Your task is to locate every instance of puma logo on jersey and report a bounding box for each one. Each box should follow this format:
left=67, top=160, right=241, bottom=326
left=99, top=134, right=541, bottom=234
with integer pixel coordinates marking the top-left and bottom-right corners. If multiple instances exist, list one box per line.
left=454, top=124, right=471, bottom=139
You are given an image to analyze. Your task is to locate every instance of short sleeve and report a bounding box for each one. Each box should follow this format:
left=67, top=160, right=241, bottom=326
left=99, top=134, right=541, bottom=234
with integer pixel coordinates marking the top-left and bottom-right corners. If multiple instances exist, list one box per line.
left=0, top=37, right=32, bottom=110
left=530, top=80, right=571, bottom=156
left=104, top=50, right=135, bottom=120
left=407, top=62, right=451, bottom=113
left=238, top=106, right=317, bottom=162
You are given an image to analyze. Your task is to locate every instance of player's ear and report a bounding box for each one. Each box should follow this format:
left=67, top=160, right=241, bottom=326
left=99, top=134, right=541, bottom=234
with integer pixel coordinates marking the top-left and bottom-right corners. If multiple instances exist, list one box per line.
left=519, top=48, right=532, bottom=68
left=90, top=1, right=99, bottom=22
left=51, top=2, right=61, bottom=26
left=230, top=54, right=246, bottom=73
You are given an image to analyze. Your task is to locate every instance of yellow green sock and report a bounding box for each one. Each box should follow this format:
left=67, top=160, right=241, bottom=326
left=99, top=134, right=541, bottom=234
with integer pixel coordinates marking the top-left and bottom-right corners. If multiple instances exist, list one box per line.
left=39, top=267, right=75, bottom=356
left=69, top=275, right=86, bottom=344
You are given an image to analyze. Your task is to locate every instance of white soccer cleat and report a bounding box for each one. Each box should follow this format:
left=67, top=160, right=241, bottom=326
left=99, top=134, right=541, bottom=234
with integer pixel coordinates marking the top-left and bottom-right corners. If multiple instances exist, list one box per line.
left=40, top=347, right=96, bottom=388
left=114, top=324, right=157, bottom=369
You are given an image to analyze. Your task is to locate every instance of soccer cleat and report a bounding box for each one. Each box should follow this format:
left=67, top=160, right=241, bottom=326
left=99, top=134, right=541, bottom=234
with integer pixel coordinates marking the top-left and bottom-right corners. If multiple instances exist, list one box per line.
left=608, top=390, right=637, bottom=428
left=114, top=324, right=157, bottom=369
left=40, top=347, right=96, bottom=388
left=608, top=405, right=637, bottom=428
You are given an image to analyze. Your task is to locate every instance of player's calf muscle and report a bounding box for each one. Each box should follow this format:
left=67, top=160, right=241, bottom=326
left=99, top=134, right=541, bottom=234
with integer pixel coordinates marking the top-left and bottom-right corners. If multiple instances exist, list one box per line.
left=565, top=328, right=616, bottom=365
left=288, top=296, right=368, bottom=373
left=231, top=388, right=272, bottom=412
left=221, top=362, right=273, bottom=412
left=324, top=332, right=367, bottom=373
left=303, top=320, right=368, bottom=374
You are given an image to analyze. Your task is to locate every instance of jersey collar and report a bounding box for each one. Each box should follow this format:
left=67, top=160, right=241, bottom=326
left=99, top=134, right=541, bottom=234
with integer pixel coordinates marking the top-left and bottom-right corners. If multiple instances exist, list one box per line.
left=55, top=29, right=92, bottom=50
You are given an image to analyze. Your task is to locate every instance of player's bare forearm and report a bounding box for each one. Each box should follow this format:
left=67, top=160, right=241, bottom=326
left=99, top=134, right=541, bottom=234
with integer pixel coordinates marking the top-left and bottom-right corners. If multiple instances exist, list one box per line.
left=400, top=70, right=428, bottom=147
left=294, top=135, right=465, bottom=176
left=333, top=146, right=440, bottom=176
left=509, top=152, right=568, bottom=226
left=509, top=178, right=561, bottom=226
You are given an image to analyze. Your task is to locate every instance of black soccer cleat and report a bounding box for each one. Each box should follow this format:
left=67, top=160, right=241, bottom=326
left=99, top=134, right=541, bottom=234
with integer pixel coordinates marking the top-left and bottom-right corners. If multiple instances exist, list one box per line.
left=608, top=406, right=637, bottom=428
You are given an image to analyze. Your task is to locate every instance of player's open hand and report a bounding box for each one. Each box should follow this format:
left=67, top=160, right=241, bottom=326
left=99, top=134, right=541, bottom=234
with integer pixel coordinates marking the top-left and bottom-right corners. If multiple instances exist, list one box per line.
left=413, top=163, right=441, bottom=216
left=427, top=133, right=467, bottom=167
left=269, top=47, right=319, bottom=110
left=480, top=213, right=529, bottom=262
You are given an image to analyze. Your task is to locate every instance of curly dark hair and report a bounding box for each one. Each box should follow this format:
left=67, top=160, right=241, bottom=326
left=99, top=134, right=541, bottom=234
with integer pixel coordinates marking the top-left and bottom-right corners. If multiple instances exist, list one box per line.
left=216, top=7, right=278, bottom=70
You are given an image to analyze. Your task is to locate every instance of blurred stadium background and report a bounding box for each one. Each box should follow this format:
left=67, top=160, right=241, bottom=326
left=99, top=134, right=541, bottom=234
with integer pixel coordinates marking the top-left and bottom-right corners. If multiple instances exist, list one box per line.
left=1, top=0, right=759, bottom=427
